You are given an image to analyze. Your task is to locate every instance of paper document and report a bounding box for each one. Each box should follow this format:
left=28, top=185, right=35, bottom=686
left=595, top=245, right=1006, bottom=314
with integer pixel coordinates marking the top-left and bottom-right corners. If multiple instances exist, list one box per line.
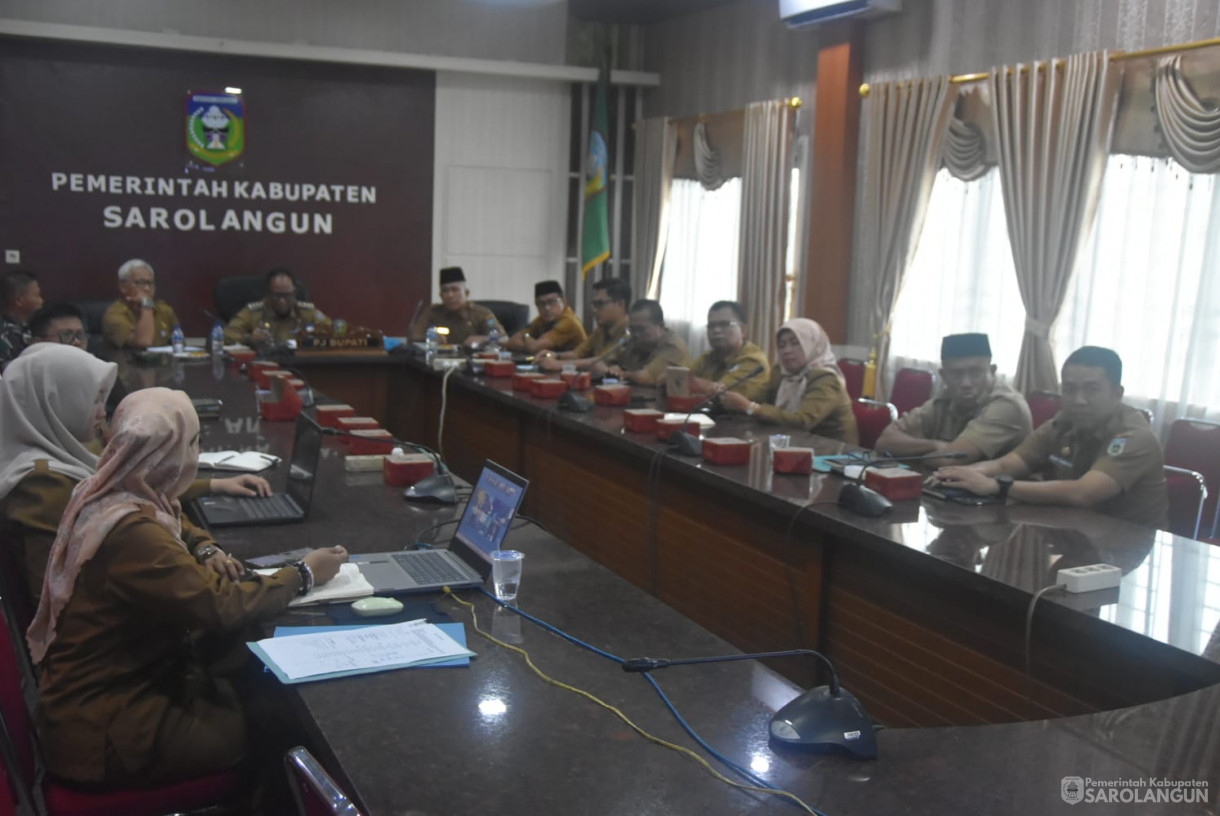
left=250, top=620, right=475, bottom=681
left=254, top=562, right=374, bottom=606
left=661, top=412, right=715, bottom=427
left=197, top=450, right=280, bottom=472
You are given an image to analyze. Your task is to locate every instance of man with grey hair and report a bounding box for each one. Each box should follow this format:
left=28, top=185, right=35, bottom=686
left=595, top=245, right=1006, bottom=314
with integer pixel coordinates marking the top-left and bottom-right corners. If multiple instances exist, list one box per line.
left=102, top=259, right=180, bottom=348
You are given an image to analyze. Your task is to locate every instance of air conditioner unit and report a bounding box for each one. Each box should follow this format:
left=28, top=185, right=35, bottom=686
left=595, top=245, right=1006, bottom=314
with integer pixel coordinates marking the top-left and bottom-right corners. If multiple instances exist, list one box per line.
left=779, top=0, right=900, bottom=28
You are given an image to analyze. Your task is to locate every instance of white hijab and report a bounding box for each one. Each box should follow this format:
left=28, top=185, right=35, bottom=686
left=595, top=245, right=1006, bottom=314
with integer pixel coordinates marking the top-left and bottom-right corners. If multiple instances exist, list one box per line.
left=774, top=318, right=841, bottom=413
left=0, top=344, right=118, bottom=499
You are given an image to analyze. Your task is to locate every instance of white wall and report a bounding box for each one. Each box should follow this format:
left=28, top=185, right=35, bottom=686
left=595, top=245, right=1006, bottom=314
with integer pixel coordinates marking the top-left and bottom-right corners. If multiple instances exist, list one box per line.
left=432, top=72, right=571, bottom=304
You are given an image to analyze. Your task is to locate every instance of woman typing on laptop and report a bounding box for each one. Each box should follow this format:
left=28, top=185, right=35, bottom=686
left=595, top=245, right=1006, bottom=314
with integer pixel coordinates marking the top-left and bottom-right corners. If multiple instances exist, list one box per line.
left=26, top=388, right=347, bottom=796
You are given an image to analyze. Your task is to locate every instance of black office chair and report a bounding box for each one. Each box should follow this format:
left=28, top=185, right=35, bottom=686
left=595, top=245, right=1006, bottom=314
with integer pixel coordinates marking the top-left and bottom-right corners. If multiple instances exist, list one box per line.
left=213, top=275, right=309, bottom=323
left=71, top=299, right=114, bottom=354
left=478, top=300, right=530, bottom=337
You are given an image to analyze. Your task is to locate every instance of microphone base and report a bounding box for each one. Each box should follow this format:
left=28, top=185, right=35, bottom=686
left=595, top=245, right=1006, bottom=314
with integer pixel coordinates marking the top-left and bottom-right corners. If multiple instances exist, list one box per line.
left=769, top=685, right=877, bottom=759
left=837, top=483, right=892, bottom=517
left=670, top=431, right=702, bottom=457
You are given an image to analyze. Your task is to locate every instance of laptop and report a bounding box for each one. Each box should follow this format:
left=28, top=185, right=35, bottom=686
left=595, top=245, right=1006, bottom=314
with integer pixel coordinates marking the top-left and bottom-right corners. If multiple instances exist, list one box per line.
left=351, top=460, right=529, bottom=594
left=193, top=414, right=323, bottom=527
left=922, top=484, right=1004, bottom=506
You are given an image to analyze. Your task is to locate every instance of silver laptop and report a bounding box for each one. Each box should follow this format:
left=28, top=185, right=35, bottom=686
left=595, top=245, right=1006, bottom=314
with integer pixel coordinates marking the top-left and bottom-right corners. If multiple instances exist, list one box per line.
left=351, top=461, right=529, bottom=594
left=193, top=415, right=322, bottom=527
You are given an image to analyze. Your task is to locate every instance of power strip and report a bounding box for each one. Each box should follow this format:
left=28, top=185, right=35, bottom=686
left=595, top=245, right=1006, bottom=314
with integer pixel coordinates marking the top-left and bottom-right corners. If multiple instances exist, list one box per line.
left=1057, top=564, right=1122, bottom=593
left=431, top=357, right=465, bottom=372
left=344, top=454, right=387, bottom=472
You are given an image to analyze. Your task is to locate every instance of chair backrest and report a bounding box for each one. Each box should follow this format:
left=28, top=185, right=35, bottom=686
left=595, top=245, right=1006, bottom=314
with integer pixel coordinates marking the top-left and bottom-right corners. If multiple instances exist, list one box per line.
left=837, top=359, right=865, bottom=401
left=890, top=368, right=933, bottom=416
left=213, top=275, right=310, bottom=323
left=68, top=299, right=113, bottom=355
left=477, top=300, right=530, bottom=338
left=852, top=398, right=898, bottom=450
left=285, top=746, right=364, bottom=816
left=1165, top=418, right=1220, bottom=539
left=1026, top=390, right=1062, bottom=429
left=1164, top=466, right=1208, bottom=540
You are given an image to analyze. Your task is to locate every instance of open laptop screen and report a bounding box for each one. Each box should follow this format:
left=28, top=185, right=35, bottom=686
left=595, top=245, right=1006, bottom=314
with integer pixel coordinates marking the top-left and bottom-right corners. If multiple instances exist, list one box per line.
left=285, top=415, right=323, bottom=510
left=454, top=461, right=528, bottom=562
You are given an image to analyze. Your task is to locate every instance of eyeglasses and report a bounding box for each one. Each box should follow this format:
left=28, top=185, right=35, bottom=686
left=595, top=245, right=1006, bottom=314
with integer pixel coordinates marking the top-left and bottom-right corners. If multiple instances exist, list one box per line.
left=590, top=299, right=613, bottom=309
left=44, top=330, right=87, bottom=344
left=706, top=320, right=741, bottom=332
left=129, top=278, right=154, bottom=289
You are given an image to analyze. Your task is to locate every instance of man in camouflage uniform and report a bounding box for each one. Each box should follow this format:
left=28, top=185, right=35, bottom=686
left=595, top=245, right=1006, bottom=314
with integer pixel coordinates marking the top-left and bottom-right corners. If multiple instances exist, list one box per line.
left=223, top=268, right=330, bottom=347
left=0, top=270, right=44, bottom=369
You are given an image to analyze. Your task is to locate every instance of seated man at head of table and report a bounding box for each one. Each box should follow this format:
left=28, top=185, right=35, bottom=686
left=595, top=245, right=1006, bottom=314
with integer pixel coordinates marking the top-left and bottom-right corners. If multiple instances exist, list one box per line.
left=28, top=303, right=88, bottom=352
left=102, top=259, right=180, bottom=350
left=688, top=300, right=770, bottom=402
left=0, top=269, right=44, bottom=369
left=876, top=332, right=1032, bottom=469
left=930, top=346, right=1168, bottom=530
left=596, top=299, right=688, bottom=385
left=223, top=267, right=330, bottom=347
left=408, top=266, right=504, bottom=348
left=538, top=277, right=631, bottom=372
left=503, top=280, right=587, bottom=355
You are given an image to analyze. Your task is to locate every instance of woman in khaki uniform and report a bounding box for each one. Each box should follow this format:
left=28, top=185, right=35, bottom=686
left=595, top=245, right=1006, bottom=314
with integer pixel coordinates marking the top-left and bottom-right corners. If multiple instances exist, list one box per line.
left=27, top=388, right=347, bottom=787
left=720, top=318, right=859, bottom=443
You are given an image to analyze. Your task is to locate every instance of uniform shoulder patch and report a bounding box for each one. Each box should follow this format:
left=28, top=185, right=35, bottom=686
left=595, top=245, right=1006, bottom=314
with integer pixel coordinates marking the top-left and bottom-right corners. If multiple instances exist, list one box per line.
left=1106, top=436, right=1130, bottom=456
left=246, top=301, right=264, bottom=311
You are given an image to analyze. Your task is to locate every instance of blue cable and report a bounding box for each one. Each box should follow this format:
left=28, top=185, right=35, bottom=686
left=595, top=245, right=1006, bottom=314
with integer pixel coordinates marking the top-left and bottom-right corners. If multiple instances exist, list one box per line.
left=476, top=587, right=827, bottom=815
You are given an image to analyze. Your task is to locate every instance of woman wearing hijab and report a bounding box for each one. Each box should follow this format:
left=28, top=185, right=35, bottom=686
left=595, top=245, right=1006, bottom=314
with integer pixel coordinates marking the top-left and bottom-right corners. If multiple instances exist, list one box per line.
left=720, top=318, right=858, bottom=442
left=0, top=344, right=272, bottom=603
left=28, top=387, right=348, bottom=787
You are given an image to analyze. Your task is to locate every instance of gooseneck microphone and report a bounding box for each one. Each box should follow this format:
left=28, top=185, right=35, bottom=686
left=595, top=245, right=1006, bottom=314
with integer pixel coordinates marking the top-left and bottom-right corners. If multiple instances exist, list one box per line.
left=670, top=362, right=766, bottom=457
left=837, top=450, right=969, bottom=518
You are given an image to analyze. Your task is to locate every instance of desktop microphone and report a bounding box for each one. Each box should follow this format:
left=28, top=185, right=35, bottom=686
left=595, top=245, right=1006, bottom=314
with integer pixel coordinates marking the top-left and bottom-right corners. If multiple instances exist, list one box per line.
left=621, top=648, right=876, bottom=759
left=670, top=363, right=766, bottom=457
left=837, top=450, right=969, bottom=518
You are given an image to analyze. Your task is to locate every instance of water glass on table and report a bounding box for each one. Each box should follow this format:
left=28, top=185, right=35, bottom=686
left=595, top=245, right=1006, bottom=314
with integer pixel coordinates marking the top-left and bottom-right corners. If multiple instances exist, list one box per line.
left=491, top=550, right=525, bottom=602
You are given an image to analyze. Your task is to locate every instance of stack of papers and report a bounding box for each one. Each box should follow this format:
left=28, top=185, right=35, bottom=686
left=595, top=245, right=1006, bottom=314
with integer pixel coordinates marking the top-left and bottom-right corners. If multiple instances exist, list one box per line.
left=197, top=451, right=280, bottom=472
left=248, top=620, right=475, bottom=684
left=254, top=563, right=374, bottom=606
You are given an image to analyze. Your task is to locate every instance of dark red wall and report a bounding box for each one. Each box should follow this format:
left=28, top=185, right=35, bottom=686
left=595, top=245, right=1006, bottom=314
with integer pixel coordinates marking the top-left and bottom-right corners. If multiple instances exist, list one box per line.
left=0, top=37, right=434, bottom=335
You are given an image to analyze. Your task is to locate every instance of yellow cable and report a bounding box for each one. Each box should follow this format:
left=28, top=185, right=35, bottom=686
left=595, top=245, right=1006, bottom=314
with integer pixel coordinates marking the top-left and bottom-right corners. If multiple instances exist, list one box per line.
left=442, top=588, right=818, bottom=814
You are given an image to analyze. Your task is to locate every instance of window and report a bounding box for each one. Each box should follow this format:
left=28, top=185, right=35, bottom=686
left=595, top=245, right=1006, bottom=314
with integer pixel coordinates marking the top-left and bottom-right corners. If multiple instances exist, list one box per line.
left=658, top=177, right=742, bottom=357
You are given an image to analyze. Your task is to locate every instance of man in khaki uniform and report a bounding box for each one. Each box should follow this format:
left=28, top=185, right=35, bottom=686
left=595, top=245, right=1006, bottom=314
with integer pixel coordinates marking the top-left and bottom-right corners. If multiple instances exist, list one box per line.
left=689, top=300, right=769, bottom=402
left=539, top=277, right=631, bottom=371
left=505, top=280, right=587, bottom=354
left=876, top=333, right=1032, bottom=467
left=931, top=346, right=1168, bottom=530
left=102, top=259, right=180, bottom=349
left=223, top=268, right=330, bottom=346
left=408, top=266, right=504, bottom=347
left=600, top=299, right=688, bottom=385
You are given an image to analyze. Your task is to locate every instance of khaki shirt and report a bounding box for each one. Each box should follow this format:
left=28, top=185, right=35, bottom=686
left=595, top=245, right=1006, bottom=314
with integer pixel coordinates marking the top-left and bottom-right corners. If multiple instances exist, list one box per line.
left=102, top=299, right=180, bottom=348
left=892, top=378, right=1032, bottom=458
left=37, top=509, right=300, bottom=783
left=223, top=300, right=331, bottom=345
left=755, top=365, right=859, bottom=443
left=409, top=302, right=504, bottom=346
left=1012, top=404, right=1168, bottom=530
left=524, top=306, right=587, bottom=353
left=573, top=316, right=629, bottom=359
left=690, top=341, right=770, bottom=402
left=607, top=330, right=689, bottom=382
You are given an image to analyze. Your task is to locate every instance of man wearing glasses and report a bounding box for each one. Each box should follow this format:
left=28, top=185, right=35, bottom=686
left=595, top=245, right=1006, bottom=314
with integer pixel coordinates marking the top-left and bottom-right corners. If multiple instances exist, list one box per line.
left=538, top=278, right=630, bottom=371
left=505, top=280, right=586, bottom=355
left=689, top=301, right=770, bottom=401
left=600, top=299, right=689, bottom=385
left=28, top=304, right=88, bottom=351
left=102, top=259, right=180, bottom=349
left=876, top=333, right=1031, bottom=467
left=223, top=267, right=330, bottom=347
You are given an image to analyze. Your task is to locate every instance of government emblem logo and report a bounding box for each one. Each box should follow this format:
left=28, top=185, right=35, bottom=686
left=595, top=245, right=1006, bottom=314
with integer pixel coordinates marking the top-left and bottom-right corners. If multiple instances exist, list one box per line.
left=1107, top=437, right=1128, bottom=456
left=185, top=91, right=245, bottom=166
left=1062, top=776, right=1085, bottom=805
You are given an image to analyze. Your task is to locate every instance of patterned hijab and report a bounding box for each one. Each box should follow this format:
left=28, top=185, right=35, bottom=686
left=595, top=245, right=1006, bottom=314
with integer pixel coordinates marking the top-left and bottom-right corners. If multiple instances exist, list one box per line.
left=27, top=388, right=200, bottom=664
left=0, top=344, right=118, bottom=499
left=774, top=318, right=841, bottom=413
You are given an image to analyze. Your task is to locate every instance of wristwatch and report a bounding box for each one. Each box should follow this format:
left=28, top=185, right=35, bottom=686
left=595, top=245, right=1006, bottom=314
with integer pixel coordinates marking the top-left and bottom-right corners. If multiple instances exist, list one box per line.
left=140, top=297, right=155, bottom=309
left=195, top=544, right=220, bottom=562
left=293, top=560, right=315, bottom=597
left=994, top=474, right=1015, bottom=501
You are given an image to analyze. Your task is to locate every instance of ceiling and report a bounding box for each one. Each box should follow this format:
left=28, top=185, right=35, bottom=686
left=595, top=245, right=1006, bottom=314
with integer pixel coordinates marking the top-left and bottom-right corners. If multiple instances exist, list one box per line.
left=568, top=0, right=742, bottom=25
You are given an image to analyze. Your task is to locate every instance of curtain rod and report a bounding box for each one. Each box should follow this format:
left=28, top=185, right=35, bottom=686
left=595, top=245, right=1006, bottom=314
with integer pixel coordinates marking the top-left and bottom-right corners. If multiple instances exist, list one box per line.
left=858, top=34, right=1220, bottom=97
left=632, top=97, right=800, bottom=130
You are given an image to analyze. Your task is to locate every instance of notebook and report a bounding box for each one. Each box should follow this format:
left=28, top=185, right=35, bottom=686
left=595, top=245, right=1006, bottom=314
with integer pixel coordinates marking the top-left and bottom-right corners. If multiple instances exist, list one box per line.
left=193, top=415, right=322, bottom=526
left=350, top=460, right=528, bottom=594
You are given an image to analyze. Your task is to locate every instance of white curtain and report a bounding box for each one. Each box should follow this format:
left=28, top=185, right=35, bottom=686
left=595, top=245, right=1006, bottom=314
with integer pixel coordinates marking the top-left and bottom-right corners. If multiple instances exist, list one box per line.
left=631, top=117, right=678, bottom=300
left=658, top=177, right=742, bottom=358
left=737, top=100, right=792, bottom=361
left=991, top=51, right=1122, bottom=392
left=859, top=77, right=958, bottom=392
left=1054, top=155, right=1220, bottom=436
left=887, top=168, right=1023, bottom=385
left=1153, top=55, right=1220, bottom=174
left=693, top=122, right=727, bottom=191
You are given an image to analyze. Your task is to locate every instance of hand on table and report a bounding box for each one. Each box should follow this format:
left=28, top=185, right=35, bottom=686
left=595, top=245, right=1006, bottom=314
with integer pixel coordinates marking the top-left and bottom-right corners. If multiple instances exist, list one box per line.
left=202, top=548, right=244, bottom=582
left=211, top=474, right=273, bottom=497
left=928, top=466, right=998, bottom=496
left=720, top=391, right=751, bottom=413
left=304, top=545, right=349, bottom=585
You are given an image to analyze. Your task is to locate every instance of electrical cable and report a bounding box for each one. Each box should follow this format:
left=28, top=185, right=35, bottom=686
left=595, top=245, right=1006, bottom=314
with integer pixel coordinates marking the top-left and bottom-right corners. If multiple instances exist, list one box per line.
left=438, top=364, right=457, bottom=460
left=412, top=518, right=463, bottom=546
left=1024, top=583, right=1066, bottom=720
left=784, top=500, right=841, bottom=549
left=441, top=587, right=823, bottom=814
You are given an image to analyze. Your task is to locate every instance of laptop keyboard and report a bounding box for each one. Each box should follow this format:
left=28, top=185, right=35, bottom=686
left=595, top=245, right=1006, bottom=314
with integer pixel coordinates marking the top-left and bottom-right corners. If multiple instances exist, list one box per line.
left=236, top=494, right=299, bottom=519
left=392, top=551, right=472, bottom=585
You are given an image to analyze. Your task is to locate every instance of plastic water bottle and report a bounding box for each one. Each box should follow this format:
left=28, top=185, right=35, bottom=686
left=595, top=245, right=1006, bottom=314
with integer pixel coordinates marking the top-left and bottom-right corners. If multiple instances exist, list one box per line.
left=485, top=318, right=502, bottom=352
left=171, top=325, right=185, bottom=354
left=425, top=325, right=439, bottom=360
left=210, top=321, right=224, bottom=355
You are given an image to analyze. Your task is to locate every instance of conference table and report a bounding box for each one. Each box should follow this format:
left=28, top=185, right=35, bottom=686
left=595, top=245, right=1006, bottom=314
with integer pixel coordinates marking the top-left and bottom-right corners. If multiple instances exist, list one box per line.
left=121, top=349, right=1218, bottom=815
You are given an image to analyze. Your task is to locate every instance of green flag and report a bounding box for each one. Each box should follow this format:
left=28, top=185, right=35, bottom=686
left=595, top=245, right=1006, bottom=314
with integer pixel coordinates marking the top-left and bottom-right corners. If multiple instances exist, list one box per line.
left=581, top=65, right=611, bottom=277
